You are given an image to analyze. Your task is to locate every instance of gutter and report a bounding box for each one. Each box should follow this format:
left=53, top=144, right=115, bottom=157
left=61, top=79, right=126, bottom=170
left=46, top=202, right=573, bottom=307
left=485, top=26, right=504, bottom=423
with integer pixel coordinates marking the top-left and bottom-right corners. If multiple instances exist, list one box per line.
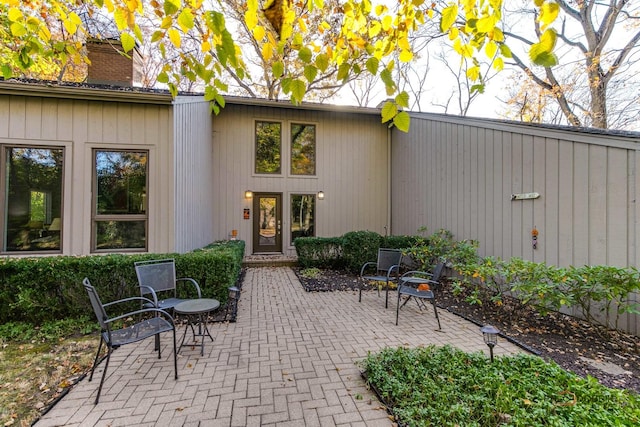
left=0, top=80, right=173, bottom=105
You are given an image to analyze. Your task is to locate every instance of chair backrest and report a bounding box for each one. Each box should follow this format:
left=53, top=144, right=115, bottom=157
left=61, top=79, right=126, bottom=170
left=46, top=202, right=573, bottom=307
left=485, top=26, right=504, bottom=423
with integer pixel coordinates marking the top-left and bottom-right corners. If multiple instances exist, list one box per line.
left=431, top=262, right=445, bottom=282
left=377, top=248, right=403, bottom=272
left=83, top=278, right=109, bottom=330
left=135, top=258, right=177, bottom=295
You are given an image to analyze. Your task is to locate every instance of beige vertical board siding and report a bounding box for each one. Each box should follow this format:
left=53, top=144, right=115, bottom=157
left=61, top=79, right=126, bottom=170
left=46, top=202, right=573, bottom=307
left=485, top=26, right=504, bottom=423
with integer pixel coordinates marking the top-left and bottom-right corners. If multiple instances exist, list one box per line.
left=212, top=103, right=388, bottom=256
left=558, top=140, right=574, bottom=266
left=172, top=98, right=212, bottom=253
left=0, top=91, right=173, bottom=256
left=392, top=113, right=639, bottom=335
left=544, top=138, right=560, bottom=266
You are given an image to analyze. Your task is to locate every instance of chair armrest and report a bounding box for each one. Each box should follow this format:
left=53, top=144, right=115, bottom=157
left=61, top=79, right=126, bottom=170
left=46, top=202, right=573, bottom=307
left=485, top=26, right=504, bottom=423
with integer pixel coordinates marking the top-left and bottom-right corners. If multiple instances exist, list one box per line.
left=387, top=264, right=401, bottom=279
left=104, top=307, right=175, bottom=326
left=138, top=285, right=159, bottom=306
left=399, top=270, right=441, bottom=288
left=360, top=262, right=377, bottom=276
left=103, top=295, right=157, bottom=309
left=176, top=277, right=202, bottom=298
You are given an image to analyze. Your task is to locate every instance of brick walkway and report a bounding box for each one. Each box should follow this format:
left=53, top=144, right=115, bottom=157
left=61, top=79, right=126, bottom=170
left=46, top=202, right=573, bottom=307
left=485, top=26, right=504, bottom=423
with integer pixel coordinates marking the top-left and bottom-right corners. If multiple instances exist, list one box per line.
left=36, top=268, right=524, bottom=427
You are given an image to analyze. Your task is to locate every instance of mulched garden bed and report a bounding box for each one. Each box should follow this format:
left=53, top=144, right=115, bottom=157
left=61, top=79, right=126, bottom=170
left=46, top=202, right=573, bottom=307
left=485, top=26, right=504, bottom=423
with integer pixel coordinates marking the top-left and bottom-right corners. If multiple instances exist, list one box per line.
left=293, top=267, right=640, bottom=394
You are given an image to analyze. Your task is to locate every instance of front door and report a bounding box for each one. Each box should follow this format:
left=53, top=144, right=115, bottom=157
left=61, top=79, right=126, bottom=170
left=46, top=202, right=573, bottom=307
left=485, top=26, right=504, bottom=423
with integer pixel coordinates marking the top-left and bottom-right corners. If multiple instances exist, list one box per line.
left=253, top=193, right=282, bottom=253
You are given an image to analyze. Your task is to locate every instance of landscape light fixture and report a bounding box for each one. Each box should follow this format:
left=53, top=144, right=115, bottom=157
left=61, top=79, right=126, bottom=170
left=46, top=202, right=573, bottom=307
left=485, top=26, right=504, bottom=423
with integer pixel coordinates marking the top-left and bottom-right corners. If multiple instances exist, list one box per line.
left=226, top=286, right=240, bottom=321
left=481, top=324, right=500, bottom=363
left=244, top=190, right=253, bottom=199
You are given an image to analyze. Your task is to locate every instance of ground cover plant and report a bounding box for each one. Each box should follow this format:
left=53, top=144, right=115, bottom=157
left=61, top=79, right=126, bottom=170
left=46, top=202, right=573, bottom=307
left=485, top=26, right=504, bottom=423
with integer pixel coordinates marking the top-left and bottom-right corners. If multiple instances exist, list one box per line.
left=361, top=345, right=640, bottom=426
left=0, top=318, right=98, bottom=427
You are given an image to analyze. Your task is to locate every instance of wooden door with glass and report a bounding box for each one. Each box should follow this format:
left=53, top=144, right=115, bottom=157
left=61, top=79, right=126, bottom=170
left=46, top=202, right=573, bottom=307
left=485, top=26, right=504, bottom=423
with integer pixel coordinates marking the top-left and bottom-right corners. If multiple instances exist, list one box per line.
left=253, top=193, right=282, bottom=253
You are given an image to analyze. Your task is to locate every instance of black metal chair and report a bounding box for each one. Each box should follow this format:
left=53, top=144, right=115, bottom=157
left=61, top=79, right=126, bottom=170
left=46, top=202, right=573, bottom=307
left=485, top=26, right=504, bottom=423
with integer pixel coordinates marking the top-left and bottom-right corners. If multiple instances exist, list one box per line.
left=84, top=278, right=178, bottom=404
left=359, top=248, right=403, bottom=308
left=135, top=258, right=202, bottom=311
left=396, top=262, right=445, bottom=329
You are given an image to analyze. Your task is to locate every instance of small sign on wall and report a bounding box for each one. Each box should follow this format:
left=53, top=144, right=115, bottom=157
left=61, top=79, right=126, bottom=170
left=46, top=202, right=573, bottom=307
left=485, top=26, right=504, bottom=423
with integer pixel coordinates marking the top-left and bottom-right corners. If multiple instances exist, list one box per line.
left=511, top=192, right=540, bottom=201
left=243, top=208, right=250, bottom=219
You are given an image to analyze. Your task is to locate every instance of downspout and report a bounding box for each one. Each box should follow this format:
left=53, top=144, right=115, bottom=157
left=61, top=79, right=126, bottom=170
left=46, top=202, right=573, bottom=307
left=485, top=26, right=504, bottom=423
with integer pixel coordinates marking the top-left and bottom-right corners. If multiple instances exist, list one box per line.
left=387, top=126, right=392, bottom=236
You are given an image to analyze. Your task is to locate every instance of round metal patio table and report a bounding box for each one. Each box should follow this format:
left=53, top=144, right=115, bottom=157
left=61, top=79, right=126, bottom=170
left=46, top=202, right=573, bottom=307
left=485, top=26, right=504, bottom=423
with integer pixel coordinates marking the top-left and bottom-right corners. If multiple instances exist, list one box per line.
left=174, top=298, right=220, bottom=356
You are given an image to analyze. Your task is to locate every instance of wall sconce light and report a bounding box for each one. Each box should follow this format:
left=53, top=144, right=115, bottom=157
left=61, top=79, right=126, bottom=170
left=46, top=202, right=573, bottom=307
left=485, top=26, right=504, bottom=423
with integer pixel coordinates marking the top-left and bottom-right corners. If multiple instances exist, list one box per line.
left=481, top=324, right=500, bottom=363
left=317, top=191, right=325, bottom=200
left=244, top=190, right=253, bottom=199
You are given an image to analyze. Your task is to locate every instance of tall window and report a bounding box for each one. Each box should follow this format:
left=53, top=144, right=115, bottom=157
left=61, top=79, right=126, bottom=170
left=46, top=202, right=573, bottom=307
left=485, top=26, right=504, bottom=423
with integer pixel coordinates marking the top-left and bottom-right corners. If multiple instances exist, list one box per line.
left=291, top=194, right=315, bottom=244
left=2, top=147, right=63, bottom=252
left=255, top=121, right=281, bottom=174
left=93, top=150, right=147, bottom=251
left=291, top=124, right=316, bottom=175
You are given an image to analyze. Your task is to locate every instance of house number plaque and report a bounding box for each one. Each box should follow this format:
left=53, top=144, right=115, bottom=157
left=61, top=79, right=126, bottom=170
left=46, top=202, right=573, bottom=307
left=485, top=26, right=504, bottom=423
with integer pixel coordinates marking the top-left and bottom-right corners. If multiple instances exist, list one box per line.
left=511, top=192, right=540, bottom=201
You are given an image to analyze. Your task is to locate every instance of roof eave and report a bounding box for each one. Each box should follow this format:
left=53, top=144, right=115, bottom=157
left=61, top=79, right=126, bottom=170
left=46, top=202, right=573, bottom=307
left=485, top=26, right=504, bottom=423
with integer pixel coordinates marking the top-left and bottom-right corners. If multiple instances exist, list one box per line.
left=0, top=80, right=173, bottom=105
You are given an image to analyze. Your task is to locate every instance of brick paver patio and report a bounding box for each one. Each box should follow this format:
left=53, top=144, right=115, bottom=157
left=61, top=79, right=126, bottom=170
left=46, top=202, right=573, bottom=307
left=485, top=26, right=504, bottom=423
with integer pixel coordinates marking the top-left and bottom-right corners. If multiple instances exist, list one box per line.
left=36, top=267, right=524, bottom=426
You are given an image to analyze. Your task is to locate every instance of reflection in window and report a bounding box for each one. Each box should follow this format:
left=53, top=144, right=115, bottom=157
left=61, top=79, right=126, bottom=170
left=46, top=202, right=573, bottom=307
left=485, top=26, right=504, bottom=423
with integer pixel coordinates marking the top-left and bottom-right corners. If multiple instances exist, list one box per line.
left=255, top=121, right=281, bottom=174
left=2, top=147, right=63, bottom=252
left=93, top=150, right=147, bottom=251
left=291, top=194, right=315, bottom=244
left=291, top=124, right=316, bottom=175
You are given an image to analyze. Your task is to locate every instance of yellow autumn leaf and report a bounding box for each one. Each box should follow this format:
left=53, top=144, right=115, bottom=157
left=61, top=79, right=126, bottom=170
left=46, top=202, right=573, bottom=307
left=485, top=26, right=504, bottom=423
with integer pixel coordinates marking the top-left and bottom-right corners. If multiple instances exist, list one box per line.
left=8, top=7, right=23, bottom=22
left=485, top=41, right=497, bottom=58
left=168, top=28, right=181, bottom=48
left=201, top=40, right=211, bottom=52
left=297, top=17, right=307, bottom=33
left=253, top=25, right=265, bottom=41
left=262, top=42, right=273, bottom=61
left=399, top=50, right=413, bottom=62
left=493, top=56, right=504, bottom=71
left=369, top=21, right=381, bottom=38
left=245, top=10, right=257, bottom=30
left=449, top=26, right=459, bottom=41
left=382, top=15, right=393, bottom=31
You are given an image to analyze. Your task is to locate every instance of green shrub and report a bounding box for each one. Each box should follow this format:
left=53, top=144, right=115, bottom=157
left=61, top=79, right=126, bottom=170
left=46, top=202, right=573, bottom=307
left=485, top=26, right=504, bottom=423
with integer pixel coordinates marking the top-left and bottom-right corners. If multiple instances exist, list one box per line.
left=362, top=345, right=640, bottom=426
left=0, top=240, right=244, bottom=324
left=294, top=237, right=344, bottom=268
left=341, top=230, right=383, bottom=273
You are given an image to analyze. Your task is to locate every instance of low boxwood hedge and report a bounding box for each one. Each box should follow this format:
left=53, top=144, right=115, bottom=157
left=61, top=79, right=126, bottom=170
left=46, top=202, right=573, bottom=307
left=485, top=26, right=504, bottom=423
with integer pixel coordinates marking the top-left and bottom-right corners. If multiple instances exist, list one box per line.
left=0, top=240, right=244, bottom=324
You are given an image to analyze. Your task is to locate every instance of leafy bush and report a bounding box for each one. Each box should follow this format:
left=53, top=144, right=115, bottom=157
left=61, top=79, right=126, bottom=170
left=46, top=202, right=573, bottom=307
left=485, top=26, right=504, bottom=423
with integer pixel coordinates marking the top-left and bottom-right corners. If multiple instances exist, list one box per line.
left=362, top=345, right=640, bottom=426
left=294, top=237, right=344, bottom=268
left=341, top=230, right=383, bottom=273
left=0, top=240, right=244, bottom=324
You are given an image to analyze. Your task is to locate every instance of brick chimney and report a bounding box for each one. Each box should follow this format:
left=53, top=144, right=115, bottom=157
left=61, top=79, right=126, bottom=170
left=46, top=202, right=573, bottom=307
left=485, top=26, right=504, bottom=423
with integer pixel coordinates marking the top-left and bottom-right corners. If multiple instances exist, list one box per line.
left=86, top=39, right=142, bottom=87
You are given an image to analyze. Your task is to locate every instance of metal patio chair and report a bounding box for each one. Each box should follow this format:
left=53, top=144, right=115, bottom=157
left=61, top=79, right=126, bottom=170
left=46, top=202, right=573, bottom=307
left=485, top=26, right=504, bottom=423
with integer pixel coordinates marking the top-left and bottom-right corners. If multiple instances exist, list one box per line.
left=135, top=258, right=202, bottom=311
left=84, top=278, right=177, bottom=404
left=395, top=262, right=445, bottom=329
left=359, top=248, right=403, bottom=308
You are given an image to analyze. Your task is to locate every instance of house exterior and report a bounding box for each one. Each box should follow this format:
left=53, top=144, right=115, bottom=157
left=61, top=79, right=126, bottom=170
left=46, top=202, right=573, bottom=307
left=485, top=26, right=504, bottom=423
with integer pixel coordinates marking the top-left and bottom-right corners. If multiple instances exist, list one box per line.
left=0, top=81, right=390, bottom=257
left=1, top=79, right=639, bottom=334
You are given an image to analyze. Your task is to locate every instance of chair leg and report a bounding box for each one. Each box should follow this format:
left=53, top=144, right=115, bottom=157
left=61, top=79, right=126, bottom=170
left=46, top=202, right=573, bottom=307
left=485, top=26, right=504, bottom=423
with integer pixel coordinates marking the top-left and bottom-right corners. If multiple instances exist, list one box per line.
left=396, top=292, right=401, bottom=325
left=156, top=333, right=162, bottom=359
left=432, top=300, right=442, bottom=330
left=89, top=336, right=105, bottom=382
left=358, top=286, right=362, bottom=302
left=172, top=329, right=178, bottom=380
left=384, top=280, right=389, bottom=309
left=94, top=346, right=112, bottom=404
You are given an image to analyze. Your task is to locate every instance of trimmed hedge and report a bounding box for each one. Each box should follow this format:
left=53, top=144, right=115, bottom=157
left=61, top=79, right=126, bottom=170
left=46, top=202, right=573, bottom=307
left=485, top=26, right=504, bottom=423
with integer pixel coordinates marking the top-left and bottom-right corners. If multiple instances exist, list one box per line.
left=294, top=231, right=419, bottom=272
left=0, top=240, right=244, bottom=324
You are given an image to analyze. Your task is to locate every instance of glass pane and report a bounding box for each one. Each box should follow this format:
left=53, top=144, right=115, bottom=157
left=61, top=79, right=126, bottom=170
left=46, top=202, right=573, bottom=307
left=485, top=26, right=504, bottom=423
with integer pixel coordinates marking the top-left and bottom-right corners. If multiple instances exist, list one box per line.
left=255, top=122, right=281, bottom=174
left=95, top=151, right=147, bottom=215
left=291, top=194, right=315, bottom=244
left=259, top=197, right=277, bottom=246
left=4, top=147, right=63, bottom=252
left=291, top=124, right=316, bottom=175
left=95, top=220, right=146, bottom=250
